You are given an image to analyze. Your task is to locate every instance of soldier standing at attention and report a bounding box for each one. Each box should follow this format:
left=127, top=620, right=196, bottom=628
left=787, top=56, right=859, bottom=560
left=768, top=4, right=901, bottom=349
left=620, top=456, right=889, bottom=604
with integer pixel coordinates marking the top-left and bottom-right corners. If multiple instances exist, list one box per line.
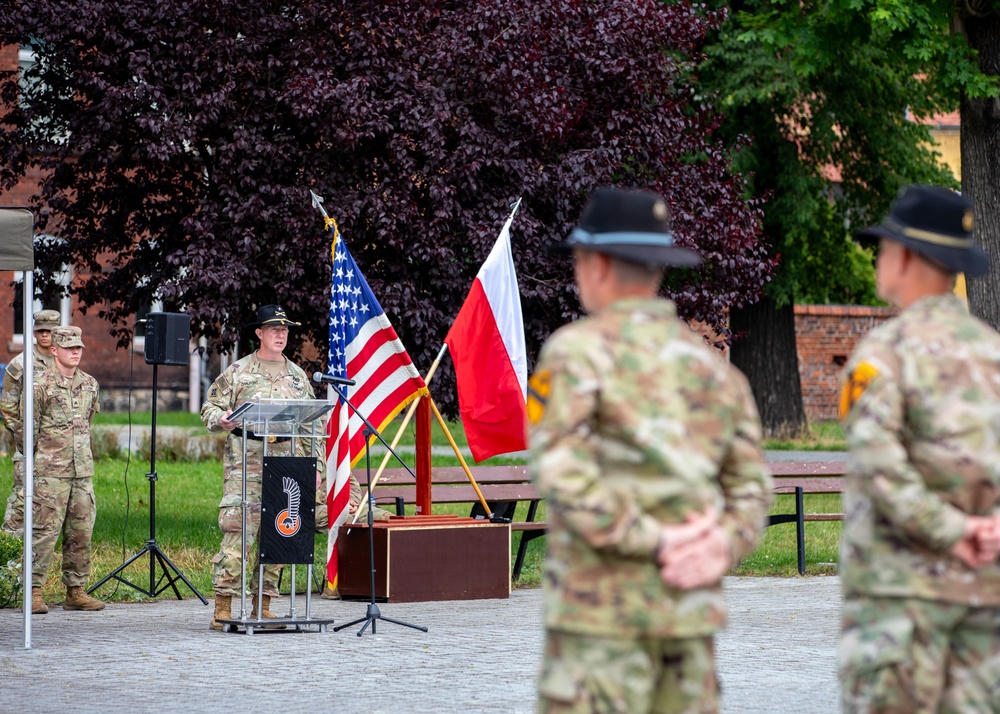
left=31, top=326, right=105, bottom=614
left=201, top=304, right=325, bottom=630
left=839, top=185, right=1000, bottom=712
left=528, top=188, right=772, bottom=713
left=1, top=309, right=60, bottom=536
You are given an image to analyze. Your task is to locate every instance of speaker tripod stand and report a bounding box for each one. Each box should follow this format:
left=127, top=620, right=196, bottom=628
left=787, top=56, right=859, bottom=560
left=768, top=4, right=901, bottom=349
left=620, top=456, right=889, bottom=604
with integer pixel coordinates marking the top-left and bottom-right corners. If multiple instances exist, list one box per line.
left=89, top=363, right=207, bottom=603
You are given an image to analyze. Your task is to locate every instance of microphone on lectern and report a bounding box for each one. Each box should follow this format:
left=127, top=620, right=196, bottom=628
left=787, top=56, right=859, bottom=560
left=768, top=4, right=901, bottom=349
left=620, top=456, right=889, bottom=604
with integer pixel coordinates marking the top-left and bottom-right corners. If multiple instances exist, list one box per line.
left=312, top=372, right=357, bottom=387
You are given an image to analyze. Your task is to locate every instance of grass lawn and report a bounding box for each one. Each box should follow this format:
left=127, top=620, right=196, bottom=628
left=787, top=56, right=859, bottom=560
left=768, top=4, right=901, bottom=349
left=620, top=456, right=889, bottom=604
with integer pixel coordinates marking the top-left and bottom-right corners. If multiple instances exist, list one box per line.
left=765, top=420, right=846, bottom=452
left=93, top=410, right=847, bottom=452
left=1, top=414, right=846, bottom=604
left=94, top=411, right=206, bottom=427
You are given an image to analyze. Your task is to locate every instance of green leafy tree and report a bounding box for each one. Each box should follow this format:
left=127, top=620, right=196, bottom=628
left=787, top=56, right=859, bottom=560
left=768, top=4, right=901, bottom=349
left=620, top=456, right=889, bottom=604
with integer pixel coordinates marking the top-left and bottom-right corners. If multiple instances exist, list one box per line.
left=702, top=0, right=998, bottom=435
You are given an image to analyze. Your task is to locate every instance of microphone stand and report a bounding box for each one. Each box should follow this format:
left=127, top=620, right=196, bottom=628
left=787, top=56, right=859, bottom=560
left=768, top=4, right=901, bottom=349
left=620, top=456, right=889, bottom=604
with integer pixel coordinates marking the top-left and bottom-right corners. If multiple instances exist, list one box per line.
left=327, top=382, right=427, bottom=637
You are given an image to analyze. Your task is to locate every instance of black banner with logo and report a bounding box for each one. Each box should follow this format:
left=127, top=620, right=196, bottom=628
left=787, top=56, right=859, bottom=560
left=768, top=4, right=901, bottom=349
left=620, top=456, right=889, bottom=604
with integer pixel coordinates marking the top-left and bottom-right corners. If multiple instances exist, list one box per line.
left=260, top=456, right=315, bottom=565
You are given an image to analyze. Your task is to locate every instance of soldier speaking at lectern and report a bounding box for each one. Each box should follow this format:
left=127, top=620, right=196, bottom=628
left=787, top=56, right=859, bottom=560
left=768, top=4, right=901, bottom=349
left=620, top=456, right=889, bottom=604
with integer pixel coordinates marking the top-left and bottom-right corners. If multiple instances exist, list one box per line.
left=200, top=304, right=325, bottom=631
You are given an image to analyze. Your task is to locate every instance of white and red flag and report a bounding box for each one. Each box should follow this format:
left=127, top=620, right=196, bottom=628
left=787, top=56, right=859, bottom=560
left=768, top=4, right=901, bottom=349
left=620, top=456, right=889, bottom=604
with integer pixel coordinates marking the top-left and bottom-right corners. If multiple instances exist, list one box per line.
left=445, top=199, right=528, bottom=462
left=324, top=221, right=427, bottom=592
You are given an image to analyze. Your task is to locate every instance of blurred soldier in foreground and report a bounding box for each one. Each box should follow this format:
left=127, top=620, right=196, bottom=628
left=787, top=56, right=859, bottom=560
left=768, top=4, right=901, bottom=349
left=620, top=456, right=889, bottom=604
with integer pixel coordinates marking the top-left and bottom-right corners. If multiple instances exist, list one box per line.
left=839, top=185, right=1000, bottom=712
left=31, top=326, right=105, bottom=613
left=201, top=304, right=326, bottom=630
left=528, top=188, right=772, bottom=713
left=1, top=309, right=60, bottom=536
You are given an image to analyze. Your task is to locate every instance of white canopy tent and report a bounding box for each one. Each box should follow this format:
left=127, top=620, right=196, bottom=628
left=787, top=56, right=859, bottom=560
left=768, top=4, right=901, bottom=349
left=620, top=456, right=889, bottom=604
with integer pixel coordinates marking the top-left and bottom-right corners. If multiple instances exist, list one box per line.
left=0, top=207, right=35, bottom=648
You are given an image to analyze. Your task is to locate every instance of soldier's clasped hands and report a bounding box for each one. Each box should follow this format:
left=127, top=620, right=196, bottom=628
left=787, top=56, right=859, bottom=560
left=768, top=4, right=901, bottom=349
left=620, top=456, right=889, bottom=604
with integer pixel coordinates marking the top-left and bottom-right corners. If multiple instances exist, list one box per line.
left=657, top=507, right=732, bottom=590
left=951, top=515, right=1000, bottom=569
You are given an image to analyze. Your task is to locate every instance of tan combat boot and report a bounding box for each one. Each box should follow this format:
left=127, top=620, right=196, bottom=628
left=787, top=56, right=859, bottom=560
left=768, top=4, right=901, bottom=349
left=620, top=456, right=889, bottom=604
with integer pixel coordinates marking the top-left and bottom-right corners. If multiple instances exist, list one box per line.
left=64, top=586, right=106, bottom=611
left=321, top=583, right=341, bottom=600
left=31, top=590, right=48, bottom=614
left=252, top=594, right=287, bottom=630
left=209, top=595, right=232, bottom=631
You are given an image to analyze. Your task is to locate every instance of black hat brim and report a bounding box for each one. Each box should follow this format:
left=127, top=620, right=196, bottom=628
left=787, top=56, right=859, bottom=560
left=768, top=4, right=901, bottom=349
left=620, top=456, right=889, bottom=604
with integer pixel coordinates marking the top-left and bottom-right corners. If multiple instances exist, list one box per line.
left=857, top=225, right=991, bottom=277
left=550, top=238, right=701, bottom=268
left=244, top=317, right=301, bottom=335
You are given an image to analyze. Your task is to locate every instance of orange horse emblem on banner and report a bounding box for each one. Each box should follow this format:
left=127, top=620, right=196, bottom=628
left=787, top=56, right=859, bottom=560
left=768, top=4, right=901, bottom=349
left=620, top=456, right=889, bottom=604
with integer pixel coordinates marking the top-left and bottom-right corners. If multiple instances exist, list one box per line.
left=276, top=476, right=302, bottom=538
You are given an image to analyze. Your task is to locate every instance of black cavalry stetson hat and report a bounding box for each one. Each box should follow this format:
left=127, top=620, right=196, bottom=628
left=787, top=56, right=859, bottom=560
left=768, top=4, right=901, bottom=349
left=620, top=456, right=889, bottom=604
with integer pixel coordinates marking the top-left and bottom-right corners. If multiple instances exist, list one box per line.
left=245, top=304, right=301, bottom=333
left=553, top=187, right=701, bottom=267
left=856, top=185, right=990, bottom=277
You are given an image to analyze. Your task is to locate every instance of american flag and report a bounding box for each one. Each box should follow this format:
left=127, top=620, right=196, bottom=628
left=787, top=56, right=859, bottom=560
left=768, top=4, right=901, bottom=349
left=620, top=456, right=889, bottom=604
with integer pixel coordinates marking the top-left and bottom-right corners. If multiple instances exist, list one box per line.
left=324, top=221, right=427, bottom=592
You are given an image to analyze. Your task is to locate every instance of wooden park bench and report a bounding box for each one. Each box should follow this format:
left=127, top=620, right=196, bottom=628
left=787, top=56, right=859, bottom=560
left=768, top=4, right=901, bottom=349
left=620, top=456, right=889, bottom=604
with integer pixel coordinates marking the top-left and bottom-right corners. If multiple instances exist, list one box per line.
left=354, top=465, right=544, bottom=581
left=768, top=461, right=846, bottom=575
left=355, top=460, right=846, bottom=581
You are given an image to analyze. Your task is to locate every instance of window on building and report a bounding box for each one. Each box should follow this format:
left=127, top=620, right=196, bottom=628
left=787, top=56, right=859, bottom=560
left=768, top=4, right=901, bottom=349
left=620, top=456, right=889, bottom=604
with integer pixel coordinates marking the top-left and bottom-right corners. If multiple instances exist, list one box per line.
left=12, top=258, right=72, bottom=346
left=18, top=44, right=69, bottom=145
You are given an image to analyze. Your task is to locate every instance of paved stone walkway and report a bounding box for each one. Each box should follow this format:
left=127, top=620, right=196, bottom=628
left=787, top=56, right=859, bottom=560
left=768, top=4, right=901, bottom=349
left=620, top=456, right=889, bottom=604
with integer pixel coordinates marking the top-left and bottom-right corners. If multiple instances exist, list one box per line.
left=0, top=576, right=841, bottom=713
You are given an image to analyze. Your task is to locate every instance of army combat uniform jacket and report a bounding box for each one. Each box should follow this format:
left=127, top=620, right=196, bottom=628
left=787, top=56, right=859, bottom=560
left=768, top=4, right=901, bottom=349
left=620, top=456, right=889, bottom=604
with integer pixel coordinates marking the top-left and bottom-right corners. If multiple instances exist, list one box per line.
left=32, top=367, right=100, bottom=478
left=1, top=345, right=56, bottom=450
left=841, top=293, right=1000, bottom=605
left=201, top=352, right=325, bottom=482
left=529, top=297, right=772, bottom=639
left=3, top=346, right=58, bottom=533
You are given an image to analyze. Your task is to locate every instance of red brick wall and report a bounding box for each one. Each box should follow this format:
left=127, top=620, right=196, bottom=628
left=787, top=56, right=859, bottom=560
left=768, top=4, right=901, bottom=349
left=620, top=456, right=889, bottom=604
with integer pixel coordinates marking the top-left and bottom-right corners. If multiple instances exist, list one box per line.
left=794, top=304, right=897, bottom=421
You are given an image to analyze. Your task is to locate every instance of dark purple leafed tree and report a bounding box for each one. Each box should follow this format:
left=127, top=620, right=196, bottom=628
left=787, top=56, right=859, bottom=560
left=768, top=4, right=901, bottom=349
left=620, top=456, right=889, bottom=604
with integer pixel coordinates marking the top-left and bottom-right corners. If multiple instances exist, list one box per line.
left=0, top=0, right=772, bottom=413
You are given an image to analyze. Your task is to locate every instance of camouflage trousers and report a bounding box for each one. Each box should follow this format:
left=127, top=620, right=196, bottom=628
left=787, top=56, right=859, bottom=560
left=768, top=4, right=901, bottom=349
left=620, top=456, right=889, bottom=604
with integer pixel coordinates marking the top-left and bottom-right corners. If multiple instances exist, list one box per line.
left=212, top=476, right=284, bottom=598
left=31, top=474, right=96, bottom=588
left=350, top=497, right=394, bottom=523
left=537, top=630, right=718, bottom=714
left=840, top=595, right=1000, bottom=713
left=1, top=453, right=24, bottom=537
left=305, top=486, right=393, bottom=530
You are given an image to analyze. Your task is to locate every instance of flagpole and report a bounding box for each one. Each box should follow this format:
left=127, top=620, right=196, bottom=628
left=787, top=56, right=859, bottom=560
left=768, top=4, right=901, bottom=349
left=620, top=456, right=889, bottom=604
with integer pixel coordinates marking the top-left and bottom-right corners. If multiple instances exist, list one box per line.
left=341, top=195, right=526, bottom=523
left=350, top=344, right=447, bottom=524
left=415, top=197, right=524, bottom=519
left=428, top=398, right=495, bottom=518
left=311, top=190, right=337, bottom=233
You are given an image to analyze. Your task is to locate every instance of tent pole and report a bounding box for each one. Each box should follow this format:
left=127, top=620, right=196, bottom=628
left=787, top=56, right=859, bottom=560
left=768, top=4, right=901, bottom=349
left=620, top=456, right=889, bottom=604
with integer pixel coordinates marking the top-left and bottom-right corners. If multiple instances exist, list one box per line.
left=22, top=270, right=34, bottom=649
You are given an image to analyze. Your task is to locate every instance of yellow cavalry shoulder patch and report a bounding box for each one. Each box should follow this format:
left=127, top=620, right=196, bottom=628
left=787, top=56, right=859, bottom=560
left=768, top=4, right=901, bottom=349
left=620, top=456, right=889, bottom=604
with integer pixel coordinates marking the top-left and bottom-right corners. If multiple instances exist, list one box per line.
left=526, top=370, right=551, bottom=425
left=839, top=361, right=880, bottom=420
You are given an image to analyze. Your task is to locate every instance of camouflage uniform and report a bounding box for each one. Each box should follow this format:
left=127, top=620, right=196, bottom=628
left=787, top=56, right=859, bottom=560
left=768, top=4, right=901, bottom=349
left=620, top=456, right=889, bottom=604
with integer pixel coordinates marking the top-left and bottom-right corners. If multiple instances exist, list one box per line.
left=309, top=419, right=391, bottom=528
left=351, top=474, right=394, bottom=523
left=1, top=344, right=55, bottom=536
left=201, top=352, right=326, bottom=598
left=529, top=297, right=772, bottom=714
left=840, top=294, right=1000, bottom=713
left=30, top=357, right=100, bottom=589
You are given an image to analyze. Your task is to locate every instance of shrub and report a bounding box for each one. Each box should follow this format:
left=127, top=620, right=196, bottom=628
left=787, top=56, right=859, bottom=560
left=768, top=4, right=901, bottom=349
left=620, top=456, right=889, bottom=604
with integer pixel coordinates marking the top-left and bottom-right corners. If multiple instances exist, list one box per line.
left=136, top=430, right=225, bottom=463
left=91, top=428, right=126, bottom=460
left=0, top=530, right=23, bottom=608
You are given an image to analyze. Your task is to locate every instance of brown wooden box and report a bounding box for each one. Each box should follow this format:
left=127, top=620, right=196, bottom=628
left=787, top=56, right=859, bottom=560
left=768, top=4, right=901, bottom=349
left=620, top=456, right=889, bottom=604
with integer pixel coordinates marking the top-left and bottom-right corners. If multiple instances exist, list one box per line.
left=337, top=516, right=511, bottom=602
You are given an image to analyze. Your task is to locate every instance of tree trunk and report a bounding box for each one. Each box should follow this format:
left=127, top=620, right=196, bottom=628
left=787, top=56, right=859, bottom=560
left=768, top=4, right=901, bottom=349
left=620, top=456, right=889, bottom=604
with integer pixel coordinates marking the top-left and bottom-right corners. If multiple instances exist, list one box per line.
left=730, top=295, right=808, bottom=437
left=961, top=13, right=1000, bottom=330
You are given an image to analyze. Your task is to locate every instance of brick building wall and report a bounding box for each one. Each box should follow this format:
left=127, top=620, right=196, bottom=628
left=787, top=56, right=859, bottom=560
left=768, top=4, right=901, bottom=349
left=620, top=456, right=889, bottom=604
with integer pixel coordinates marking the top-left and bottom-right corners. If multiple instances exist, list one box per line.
left=1, top=39, right=189, bottom=402
left=794, top=304, right=898, bottom=422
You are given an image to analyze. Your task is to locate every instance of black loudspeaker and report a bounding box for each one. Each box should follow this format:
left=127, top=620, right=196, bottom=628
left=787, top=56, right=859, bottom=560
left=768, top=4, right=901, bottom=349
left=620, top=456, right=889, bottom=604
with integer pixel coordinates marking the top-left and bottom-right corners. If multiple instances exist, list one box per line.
left=144, top=312, right=191, bottom=366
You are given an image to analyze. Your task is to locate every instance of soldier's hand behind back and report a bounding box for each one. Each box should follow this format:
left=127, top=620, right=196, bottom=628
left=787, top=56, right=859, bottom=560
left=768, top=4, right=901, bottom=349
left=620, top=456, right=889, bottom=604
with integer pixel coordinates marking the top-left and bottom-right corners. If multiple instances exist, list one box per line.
left=659, top=526, right=731, bottom=590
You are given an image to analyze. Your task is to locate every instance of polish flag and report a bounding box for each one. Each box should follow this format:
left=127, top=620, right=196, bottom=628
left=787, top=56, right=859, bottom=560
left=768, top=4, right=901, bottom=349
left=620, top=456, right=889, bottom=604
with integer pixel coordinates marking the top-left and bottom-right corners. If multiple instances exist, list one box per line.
left=445, top=201, right=528, bottom=462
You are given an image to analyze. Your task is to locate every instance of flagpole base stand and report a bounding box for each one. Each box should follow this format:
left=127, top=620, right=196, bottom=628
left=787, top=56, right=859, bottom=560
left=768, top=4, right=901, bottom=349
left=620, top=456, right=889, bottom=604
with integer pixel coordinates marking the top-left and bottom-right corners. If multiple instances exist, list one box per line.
left=333, top=602, right=428, bottom=637
left=216, top=616, right=335, bottom=635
